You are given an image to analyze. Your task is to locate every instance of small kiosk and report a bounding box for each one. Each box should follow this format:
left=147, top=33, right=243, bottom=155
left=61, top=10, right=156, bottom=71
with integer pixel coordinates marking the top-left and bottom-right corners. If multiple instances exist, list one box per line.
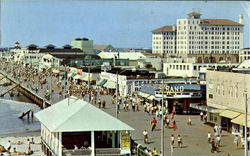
left=35, top=96, right=134, bottom=156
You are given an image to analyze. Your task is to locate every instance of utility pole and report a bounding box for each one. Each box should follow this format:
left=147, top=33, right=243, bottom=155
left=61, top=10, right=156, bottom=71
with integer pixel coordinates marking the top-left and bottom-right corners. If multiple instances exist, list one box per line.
left=245, top=90, right=248, bottom=156
left=161, top=79, right=165, bottom=156
left=116, top=71, right=118, bottom=118
left=88, top=67, right=90, bottom=102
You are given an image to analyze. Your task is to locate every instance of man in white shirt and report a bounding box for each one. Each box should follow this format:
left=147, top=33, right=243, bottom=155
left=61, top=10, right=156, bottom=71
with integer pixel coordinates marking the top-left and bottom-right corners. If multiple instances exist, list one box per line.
left=208, top=132, right=212, bottom=143
left=143, top=130, right=148, bottom=144
left=216, top=136, right=221, bottom=147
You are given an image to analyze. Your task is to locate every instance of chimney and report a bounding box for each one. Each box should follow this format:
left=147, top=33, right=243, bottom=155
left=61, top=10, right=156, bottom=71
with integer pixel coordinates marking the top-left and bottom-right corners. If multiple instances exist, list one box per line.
left=172, top=24, right=176, bottom=31
left=239, top=14, right=243, bottom=24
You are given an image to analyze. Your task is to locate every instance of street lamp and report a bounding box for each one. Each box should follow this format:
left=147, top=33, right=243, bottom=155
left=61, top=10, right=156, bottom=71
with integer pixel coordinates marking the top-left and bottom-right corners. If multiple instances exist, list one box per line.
left=116, top=71, right=119, bottom=119
left=88, top=67, right=90, bottom=102
left=161, top=79, right=165, bottom=156
left=244, top=90, right=248, bottom=156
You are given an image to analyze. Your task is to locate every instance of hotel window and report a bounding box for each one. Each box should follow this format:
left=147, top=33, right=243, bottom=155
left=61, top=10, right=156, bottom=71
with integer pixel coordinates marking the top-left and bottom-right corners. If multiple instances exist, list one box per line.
left=235, top=87, right=238, bottom=98
left=176, top=65, right=179, bottom=70
left=221, top=85, right=224, bottom=96
left=193, top=66, right=197, bottom=70
left=229, top=86, right=233, bottom=97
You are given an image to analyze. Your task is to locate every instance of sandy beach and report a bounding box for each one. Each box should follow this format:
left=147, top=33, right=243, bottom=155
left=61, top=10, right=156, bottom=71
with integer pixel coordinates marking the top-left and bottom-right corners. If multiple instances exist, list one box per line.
left=0, top=134, right=44, bottom=156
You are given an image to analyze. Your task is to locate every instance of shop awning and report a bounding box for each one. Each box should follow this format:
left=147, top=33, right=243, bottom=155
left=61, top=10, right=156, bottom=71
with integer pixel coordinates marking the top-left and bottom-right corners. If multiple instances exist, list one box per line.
left=147, top=95, right=155, bottom=101
left=97, top=79, right=107, bottom=87
left=78, top=76, right=86, bottom=81
left=190, top=103, right=223, bottom=113
left=231, top=114, right=250, bottom=127
left=154, top=97, right=162, bottom=102
left=138, top=92, right=150, bottom=98
left=78, top=75, right=92, bottom=82
left=73, top=75, right=81, bottom=79
left=219, top=110, right=241, bottom=119
left=104, top=80, right=116, bottom=89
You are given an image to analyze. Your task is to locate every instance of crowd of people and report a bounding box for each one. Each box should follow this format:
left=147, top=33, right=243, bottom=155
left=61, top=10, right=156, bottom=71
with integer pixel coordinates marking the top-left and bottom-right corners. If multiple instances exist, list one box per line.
left=0, top=138, right=36, bottom=156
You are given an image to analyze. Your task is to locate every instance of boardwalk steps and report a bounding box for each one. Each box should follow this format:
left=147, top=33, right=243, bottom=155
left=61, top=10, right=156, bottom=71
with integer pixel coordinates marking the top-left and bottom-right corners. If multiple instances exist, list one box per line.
left=18, top=109, right=34, bottom=119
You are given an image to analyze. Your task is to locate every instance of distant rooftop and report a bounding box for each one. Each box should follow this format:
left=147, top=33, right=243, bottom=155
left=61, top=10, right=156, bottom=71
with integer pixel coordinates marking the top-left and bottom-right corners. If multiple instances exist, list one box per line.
left=151, top=25, right=176, bottom=33
left=200, top=19, right=243, bottom=26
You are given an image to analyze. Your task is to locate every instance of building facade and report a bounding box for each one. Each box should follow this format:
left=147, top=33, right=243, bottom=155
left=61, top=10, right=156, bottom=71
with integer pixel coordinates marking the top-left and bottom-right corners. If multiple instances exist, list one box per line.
left=163, top=62, right=239, bottom=77
left=151, top=26, right=176, bottom=54
left=152, top=12, right=244, bottom=63
left=70, top=38, right=94, bottom=54
left=206, top=70, right=250, bottom=135
left=239, top=48, right=250, bottom=62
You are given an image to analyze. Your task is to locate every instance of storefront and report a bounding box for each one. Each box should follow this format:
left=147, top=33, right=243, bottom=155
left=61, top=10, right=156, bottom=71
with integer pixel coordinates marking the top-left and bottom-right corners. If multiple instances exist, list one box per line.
left=219, top=110, right=241, bottom=132
left=231, top=114, right=250, bottom=136
left=190, top=103, right=223, bottom=123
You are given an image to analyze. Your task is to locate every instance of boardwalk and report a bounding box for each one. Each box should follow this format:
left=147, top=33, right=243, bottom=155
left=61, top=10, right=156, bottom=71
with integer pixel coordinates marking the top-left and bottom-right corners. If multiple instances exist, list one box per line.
left=0, top=61, right=245, bottom=156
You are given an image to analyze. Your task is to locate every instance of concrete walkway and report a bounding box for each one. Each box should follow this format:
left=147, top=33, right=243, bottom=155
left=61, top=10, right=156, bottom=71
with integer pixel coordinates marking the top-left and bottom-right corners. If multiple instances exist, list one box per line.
left=95, top=95, right=244, bottom=156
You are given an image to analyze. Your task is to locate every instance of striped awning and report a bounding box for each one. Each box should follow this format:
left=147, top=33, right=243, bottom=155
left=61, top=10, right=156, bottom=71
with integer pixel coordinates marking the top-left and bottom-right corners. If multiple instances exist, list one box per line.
left=231, top=114, right=250, bottom=127
left=104, top=80, right=116, bottom=89
left=97, top=79, right=107, bottom=87
left=73, top=75, right=81, bottom=79
left=219, top=110, right=241, bottom=119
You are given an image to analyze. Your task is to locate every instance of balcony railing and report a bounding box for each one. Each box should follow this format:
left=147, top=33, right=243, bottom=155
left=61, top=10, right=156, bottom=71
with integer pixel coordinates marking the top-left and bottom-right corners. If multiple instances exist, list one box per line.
left=62, top=148, right=121, bottom=156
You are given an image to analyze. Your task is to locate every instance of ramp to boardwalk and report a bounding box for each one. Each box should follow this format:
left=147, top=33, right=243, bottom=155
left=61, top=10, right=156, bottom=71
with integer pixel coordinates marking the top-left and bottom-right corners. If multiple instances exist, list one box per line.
left=0, top=83, right=19, bottom=97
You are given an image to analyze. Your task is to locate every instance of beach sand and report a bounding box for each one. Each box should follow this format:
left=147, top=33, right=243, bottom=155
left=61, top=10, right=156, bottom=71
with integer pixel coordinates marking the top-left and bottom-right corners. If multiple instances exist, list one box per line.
left=0, top=134, right=45, bottom=156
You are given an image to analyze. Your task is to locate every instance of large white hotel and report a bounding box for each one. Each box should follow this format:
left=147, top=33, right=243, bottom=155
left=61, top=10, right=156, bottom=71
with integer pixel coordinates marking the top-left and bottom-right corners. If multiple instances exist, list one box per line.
left=152, top=12, right=244, bottom=63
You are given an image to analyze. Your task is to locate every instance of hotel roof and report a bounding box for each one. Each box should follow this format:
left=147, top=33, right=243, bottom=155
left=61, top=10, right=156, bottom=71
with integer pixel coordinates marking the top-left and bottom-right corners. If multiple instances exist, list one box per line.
left=35, top=96, right=134, bottom=132
left=200, top=19, right=244, bottom=26
left=151, top=26, right=176, bottom=33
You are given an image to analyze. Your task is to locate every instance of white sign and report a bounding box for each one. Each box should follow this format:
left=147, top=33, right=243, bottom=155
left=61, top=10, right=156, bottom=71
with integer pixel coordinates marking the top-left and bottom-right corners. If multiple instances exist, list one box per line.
left=165, top=86, right=184, bottom=92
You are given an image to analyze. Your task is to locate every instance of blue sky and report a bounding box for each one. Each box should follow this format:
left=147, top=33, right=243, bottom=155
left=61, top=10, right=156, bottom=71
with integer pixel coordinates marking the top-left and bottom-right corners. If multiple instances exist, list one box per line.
left=2, top=0, right=249, bottom=48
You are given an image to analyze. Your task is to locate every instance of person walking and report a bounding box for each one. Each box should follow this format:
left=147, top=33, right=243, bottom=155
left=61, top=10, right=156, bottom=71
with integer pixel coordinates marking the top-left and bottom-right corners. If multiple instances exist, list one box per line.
left=216, top=135, right=221, bottom=147
left=151, top=117, right=157, bottom=132
left=234, top=135, right=239, bottom=149
left=143, top=130, right=148, bottom=144
left=218, top=125, right=222, bottom=137
left=200, top=111, right=204, bottom=121
left=102, top=100, right=106, bottom=109
left=211, top=139, right=217, bottom=153
left=98, top=99, right=101, bottom=108
left=208, top=132, right=212, bottom=143
left=132, top=102, right=135, bottom=112
left=214, top=124, right=218, bottom=136
left=170, top=134, right=175, bottom=147
left=177, top=135, right=183, bottom=148
left=153, top=148, right=158, bottom=155
left=241, top=137, right=245, bottom=149
left=187, top=117, right=192, bottom=125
